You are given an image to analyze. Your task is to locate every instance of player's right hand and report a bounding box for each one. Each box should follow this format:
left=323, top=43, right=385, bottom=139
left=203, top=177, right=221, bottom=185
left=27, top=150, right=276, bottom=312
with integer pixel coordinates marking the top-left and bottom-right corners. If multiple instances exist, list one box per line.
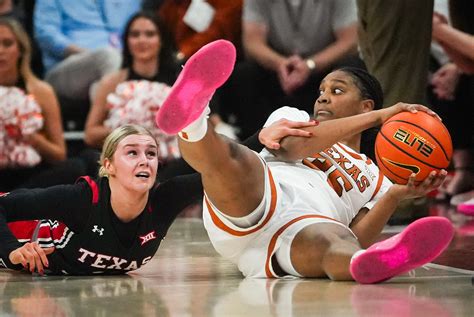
left=259, top=118, right=318, bottom=150
left=389, top=169, right=448, bottom=201
left=9, top=242, right=55, bottom=275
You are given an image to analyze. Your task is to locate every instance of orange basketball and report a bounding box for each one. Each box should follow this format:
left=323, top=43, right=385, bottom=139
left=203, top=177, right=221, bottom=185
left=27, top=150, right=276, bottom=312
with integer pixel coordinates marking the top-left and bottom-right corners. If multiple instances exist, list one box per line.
left=375, top=111, right=452, bottom=185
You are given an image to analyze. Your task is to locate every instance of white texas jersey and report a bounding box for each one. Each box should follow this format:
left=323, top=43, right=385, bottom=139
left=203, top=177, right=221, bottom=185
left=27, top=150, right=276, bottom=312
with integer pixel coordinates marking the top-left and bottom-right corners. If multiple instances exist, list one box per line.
left=202, top=107, right=393, bottom=278
left=260, top=107, right=392, bottom=226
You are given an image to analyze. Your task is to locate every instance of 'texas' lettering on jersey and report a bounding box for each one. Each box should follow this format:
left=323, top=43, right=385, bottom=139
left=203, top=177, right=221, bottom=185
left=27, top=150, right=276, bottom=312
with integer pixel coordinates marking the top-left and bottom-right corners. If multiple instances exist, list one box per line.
left=78, top=248, right=152, bottom=271
left=306, top=146, right=370, bottom=197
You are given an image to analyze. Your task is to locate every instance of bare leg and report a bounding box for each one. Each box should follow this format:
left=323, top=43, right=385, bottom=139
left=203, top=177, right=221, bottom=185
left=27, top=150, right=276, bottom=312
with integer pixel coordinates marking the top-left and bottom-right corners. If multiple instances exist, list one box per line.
left=179, top=125, right=265, bottom=217
left=290, top=223, right=361, bottom=281
left=156, top=40, right=265, bottom=217
left=288, top=217, right=453, bottom=283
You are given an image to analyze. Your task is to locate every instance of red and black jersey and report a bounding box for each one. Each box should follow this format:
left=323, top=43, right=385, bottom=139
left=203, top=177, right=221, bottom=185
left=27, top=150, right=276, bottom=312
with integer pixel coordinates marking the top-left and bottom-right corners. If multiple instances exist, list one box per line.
left=0, top=174, right=202, bottom=275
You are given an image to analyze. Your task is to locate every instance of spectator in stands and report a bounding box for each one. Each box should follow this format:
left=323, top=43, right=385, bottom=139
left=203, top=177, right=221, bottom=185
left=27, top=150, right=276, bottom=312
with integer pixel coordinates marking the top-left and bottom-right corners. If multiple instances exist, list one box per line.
left=7, top=0, right=44, bottom=78
left=84, top=11, right=182, bottom=178
left=152, top=0, right=243, bottom=62
left=144, top=0, right=243, bottom=139
left=428, top=0, right=466, bottom=202
left=357, top=0, right=434, bottom=107
left=222, top=0, right=360, bottom=139
left=0, top=0, right=23, bottom=23
left=33, top=0, right=141, bottom=104
left=356, top=0, right=436, bottom=224
left=432, top=0, right=474, bottom=210
left=0, top=18, right=85, bottom=192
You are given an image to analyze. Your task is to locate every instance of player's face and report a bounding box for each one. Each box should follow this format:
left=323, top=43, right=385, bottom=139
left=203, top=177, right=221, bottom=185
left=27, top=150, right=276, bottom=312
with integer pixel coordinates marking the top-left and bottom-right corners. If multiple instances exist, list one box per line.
left=127, top=17, right=161, bottom=63
left=0, top=25, right=21, bottom=73
left=314, top=71, right=367, bottom=122
left=107, top=134, right=159, bottom=193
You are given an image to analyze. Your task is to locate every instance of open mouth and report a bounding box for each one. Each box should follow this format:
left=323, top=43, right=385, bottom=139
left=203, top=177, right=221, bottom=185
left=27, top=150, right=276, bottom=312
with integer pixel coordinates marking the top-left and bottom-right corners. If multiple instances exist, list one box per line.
left=316, top=110, right=332, bottom=117
left=135, top=171, right=151, bottom=179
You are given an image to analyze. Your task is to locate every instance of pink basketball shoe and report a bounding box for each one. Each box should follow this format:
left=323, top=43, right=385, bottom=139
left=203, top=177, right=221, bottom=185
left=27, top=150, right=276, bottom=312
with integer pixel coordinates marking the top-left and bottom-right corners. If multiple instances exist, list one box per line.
left=156, top=40, right=236, bottom=134
left=458, top=198, right=474, bottom=216
left=350, top=217, right=454, bottom=284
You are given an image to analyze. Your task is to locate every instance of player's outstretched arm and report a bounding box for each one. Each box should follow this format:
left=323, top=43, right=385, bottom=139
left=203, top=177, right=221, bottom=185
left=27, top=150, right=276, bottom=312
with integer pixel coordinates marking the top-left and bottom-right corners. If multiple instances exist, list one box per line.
left=276, top=103, right=440, bottom=161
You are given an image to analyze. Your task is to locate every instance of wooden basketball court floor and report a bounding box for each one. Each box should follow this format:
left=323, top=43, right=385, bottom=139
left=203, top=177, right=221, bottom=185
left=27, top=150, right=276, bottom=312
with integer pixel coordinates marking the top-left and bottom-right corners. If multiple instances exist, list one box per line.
left=1, top=202, right=473, bottom=316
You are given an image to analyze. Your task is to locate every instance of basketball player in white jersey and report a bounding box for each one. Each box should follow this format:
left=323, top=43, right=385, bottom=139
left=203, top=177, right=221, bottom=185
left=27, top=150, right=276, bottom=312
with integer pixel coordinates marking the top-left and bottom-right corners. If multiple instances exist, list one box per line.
left=156, top=40, right=454, bottom=284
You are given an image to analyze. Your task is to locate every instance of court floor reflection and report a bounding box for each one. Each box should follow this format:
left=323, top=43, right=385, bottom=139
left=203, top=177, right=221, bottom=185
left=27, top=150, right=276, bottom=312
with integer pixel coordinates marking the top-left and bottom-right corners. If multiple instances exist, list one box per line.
left=0, top=275, right=171, bottom=316
left=0, top=212, right=473, bottom=316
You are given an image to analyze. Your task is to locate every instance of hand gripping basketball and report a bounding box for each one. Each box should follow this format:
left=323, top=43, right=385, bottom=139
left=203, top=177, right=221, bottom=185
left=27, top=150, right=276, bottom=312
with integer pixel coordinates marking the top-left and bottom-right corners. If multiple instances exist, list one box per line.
left=375, top=109, right=452, bottom=185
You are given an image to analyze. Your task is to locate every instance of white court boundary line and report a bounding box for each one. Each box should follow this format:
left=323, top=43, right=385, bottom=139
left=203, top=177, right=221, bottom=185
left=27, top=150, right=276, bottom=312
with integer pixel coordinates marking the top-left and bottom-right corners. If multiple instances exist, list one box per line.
left=425, top=263, right=474, bottom=275
left=382, top=225, right=405, bottom=234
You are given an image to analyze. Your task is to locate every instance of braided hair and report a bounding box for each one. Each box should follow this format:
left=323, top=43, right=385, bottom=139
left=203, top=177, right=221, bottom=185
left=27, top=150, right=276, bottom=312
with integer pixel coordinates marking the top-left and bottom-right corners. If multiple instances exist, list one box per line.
left=337, top=67, right=384, bottom=110
left=336, top=67, right=384, bottom=161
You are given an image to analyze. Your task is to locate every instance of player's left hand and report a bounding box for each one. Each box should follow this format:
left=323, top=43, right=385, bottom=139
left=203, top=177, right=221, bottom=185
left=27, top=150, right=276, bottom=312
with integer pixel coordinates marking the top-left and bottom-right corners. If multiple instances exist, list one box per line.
left=259, top=118, right=318, bottom=150
left=380, top=102, right=442, bottom=124
left=390, top=170, right=448, bottom=201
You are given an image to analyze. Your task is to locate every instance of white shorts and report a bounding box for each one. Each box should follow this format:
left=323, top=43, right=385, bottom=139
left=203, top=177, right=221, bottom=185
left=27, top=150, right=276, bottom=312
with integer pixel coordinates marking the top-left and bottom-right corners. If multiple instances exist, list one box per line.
left=202, top=155, right=356, bottom=278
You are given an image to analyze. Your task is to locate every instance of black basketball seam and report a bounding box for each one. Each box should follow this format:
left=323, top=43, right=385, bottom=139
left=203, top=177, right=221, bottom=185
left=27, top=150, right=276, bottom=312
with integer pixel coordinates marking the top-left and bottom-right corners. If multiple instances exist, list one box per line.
left=379, top=130, right=446, bottom=169
left=387, top=119, right=450, bottom=162
left=375, top=142, right=407, bottom=182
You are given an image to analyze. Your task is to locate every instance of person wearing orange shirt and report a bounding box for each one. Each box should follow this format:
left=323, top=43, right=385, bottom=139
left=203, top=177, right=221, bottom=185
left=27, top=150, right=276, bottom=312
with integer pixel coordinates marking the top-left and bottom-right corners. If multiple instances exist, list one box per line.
left=155, top=0, right=242, bottom=62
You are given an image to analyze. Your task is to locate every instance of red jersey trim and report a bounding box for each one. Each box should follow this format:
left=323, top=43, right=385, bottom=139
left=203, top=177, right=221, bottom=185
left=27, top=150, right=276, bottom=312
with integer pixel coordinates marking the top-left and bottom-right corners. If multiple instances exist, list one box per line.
left=79, top=176, right=99, bottom=205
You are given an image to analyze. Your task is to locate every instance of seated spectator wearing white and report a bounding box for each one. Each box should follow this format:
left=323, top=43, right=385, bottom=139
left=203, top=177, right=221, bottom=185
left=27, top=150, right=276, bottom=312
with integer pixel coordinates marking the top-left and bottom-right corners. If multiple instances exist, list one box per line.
left=33, top=0, right=141, bottom=103
left=0, top=18, right=85, bottom=192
